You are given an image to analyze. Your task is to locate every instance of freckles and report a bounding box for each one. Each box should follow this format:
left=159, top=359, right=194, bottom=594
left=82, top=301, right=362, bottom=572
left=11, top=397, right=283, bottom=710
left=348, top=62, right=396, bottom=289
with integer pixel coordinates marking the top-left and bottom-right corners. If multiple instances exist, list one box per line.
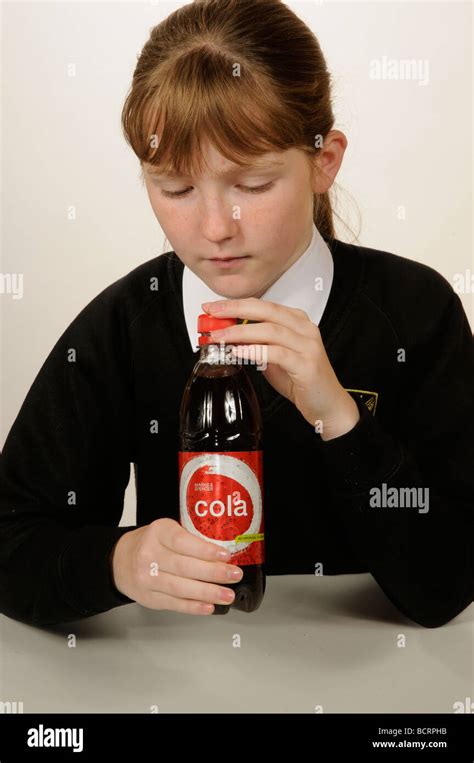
left=244, top=209, right=263, bottom=226
left=249, top=200, right=276, bottom=226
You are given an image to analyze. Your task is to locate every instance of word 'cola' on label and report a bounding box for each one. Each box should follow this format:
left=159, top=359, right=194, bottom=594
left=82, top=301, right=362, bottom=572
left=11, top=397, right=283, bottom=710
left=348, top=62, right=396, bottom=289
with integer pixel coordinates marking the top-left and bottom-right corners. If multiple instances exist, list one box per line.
left=178, top=451, right=264, bottom=565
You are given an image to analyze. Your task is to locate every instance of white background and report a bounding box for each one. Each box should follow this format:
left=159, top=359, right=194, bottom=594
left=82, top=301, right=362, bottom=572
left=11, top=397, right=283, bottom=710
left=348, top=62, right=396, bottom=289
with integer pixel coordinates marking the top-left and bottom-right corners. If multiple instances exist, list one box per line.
left=1, top=0, right=472, bottom=526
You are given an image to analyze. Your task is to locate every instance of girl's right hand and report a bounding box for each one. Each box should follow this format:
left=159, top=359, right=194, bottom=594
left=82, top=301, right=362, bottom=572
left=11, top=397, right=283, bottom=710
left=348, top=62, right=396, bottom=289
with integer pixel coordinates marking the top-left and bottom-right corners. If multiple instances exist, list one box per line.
left=110, top=517, right=244, bottom=615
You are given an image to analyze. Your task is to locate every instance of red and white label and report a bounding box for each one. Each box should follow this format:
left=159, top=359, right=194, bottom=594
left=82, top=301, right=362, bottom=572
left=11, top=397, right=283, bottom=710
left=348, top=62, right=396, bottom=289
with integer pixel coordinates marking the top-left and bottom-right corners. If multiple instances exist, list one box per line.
left=178, top=451, right=264, bottom=565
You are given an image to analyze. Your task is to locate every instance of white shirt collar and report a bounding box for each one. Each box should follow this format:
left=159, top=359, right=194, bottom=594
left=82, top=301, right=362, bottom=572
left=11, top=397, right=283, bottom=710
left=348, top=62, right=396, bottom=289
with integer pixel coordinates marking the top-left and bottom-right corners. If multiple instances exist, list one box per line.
left=182, top=223, right=334, bottom=351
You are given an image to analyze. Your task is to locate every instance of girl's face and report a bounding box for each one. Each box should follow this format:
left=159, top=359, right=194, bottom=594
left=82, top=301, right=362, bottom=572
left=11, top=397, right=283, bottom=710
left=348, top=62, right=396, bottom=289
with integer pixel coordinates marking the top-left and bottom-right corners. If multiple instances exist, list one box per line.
left=142, top=141, right=318, bottom=299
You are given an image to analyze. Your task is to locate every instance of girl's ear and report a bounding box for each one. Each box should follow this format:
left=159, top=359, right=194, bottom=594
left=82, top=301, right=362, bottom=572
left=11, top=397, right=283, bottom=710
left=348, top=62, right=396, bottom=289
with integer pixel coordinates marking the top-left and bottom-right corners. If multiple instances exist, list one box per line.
left=311, top=130, right=348, bottom=194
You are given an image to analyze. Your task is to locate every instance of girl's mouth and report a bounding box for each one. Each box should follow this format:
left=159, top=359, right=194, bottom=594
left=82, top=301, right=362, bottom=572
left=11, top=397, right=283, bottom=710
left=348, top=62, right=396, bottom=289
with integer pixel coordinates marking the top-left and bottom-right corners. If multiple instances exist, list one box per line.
left=208, top=256, right=250, bottom=269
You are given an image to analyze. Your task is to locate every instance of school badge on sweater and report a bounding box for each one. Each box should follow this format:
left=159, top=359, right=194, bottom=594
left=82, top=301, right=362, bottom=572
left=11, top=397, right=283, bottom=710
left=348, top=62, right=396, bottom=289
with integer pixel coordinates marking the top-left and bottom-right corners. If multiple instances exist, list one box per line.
left=345, top=389, right=378, bottom=415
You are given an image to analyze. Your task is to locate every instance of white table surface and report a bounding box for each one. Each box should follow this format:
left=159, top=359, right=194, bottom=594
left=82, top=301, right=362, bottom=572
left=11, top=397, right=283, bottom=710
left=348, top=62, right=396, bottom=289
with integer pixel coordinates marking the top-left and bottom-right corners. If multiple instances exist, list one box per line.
left=1, top=573, right=472, bottom=714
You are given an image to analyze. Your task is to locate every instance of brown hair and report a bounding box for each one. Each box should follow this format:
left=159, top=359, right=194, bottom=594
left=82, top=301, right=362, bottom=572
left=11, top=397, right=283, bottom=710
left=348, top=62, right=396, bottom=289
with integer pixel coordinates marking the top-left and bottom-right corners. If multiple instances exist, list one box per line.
left=121, top=0, right=357, bottom=245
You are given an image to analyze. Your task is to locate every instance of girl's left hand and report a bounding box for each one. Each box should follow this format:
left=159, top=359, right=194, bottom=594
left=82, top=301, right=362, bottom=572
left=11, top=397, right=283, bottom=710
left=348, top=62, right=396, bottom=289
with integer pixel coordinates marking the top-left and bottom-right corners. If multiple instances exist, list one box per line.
left=201, top=298, right=360, bottom=441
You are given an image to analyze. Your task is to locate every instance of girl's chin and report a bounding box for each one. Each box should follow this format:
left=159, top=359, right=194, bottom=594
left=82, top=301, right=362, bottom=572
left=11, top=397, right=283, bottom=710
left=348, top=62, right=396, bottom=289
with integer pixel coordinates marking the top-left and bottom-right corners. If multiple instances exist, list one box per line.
left=206, top=281, right=262, bottom=300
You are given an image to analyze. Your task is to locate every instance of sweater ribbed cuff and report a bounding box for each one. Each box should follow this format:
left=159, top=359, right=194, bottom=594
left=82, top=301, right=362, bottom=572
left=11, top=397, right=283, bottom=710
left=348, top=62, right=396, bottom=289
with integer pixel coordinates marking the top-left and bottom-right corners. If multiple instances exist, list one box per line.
left=59, top=525, right=136, bottom=617
left=313, top=395, right=403, bottom=494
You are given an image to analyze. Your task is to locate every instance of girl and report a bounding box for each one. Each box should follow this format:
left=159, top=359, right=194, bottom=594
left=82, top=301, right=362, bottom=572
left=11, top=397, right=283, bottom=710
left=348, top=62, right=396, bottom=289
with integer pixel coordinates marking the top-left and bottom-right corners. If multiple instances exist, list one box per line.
left=0, top=0, right=472, bottom=628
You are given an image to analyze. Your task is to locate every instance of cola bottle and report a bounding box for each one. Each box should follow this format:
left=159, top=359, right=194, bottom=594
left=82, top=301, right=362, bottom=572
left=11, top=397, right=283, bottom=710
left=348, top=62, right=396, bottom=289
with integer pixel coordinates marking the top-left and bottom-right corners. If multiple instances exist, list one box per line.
left=178, top=312, right=265, bottom=614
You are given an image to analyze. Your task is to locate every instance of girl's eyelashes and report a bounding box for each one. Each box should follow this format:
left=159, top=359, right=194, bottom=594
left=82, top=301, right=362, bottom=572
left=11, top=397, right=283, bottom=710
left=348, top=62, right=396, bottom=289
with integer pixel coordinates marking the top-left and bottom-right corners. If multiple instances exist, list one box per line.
left=159, top=181, right=275, bottom=198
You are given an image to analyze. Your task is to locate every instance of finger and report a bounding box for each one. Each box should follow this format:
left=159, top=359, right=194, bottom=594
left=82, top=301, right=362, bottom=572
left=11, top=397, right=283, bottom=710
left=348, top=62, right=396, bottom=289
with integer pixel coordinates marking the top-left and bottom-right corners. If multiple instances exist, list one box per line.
left=212, top=321, right=308, bottom=352
left=231, top=344, right=304, bottom=379
left=157, top=519, right=231, bottom=562
left=206, top=297, right=318, bottom=336
left=158, top=545, right=243, bottom=585
left=147, top=569, right=236, bottom=607
left=140, top=589, right=216, bottom=616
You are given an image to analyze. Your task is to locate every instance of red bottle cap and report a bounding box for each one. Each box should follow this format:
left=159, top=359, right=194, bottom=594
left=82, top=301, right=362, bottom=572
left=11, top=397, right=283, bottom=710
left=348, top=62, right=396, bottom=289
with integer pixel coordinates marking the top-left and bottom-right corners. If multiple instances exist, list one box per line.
left=197, top=313, right=238, bottom=345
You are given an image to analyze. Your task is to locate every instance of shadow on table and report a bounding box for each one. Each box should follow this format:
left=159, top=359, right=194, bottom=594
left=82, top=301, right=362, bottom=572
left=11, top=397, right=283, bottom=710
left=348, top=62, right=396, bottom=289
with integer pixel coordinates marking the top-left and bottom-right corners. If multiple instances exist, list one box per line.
left=30, top=572, right=473, bottom=640
left=275, top=573, right=417, bottom=627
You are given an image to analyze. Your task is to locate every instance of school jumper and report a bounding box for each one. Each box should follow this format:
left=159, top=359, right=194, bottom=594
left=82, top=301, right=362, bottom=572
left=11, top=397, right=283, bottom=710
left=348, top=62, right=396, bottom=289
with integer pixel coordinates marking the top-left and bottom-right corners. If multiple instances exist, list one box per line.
left=0, top=226, right=472, bottom=628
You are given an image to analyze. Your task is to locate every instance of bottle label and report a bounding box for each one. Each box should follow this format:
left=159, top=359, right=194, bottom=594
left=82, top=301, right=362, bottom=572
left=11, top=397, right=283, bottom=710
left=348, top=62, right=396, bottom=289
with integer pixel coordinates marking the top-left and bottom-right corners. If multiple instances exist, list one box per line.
left=178, top=451, right=264, bottom=565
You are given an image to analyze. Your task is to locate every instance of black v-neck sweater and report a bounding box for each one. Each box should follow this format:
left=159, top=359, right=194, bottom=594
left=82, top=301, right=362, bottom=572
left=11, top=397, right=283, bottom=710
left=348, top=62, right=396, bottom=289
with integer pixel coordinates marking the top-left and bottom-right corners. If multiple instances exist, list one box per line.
left=1, top=237, right=472, bottom=628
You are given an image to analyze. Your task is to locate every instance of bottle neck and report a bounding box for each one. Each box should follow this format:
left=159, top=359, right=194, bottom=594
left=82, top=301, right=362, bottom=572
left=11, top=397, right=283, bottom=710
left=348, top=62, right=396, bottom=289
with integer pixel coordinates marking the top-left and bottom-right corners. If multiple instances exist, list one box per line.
left=199, top=341, right=236, bottom=366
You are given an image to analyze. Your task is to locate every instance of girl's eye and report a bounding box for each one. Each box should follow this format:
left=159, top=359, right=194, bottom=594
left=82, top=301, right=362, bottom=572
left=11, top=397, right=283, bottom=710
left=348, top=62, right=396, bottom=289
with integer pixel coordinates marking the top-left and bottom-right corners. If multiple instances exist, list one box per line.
left=161, top=181, right=275, bottom=198
left=241, top=182, right=275, bottom=194
left=161, top=187, right=193, bottom=198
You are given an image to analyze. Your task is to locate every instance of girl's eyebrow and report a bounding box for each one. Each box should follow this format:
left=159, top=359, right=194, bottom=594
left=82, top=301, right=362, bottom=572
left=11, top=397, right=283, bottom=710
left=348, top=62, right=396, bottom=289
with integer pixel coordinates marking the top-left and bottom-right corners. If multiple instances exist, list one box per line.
left=146, top=159, right=285, bottom=179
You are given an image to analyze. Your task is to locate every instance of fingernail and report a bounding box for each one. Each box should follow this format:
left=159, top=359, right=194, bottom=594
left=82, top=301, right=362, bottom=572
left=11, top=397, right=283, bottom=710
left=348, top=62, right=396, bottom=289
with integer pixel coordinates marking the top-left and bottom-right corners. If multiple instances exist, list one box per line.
left=206, top=301, right=226, bottom=312
left=216, top=549, right=231, bottom=560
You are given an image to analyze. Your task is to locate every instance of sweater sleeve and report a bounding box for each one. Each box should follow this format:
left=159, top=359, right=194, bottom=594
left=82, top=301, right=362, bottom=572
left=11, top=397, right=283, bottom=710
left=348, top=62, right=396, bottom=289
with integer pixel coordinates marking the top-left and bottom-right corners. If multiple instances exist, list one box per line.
left=313, top=289, right=474, bottom=628
left=0, top=290, right=137, bottom=627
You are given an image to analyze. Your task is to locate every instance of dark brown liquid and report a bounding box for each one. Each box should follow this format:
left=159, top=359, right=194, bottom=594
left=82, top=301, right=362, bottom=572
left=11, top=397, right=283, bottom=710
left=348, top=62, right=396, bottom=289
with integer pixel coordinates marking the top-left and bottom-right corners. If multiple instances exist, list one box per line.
left=179, top=349, right=265, bottom=614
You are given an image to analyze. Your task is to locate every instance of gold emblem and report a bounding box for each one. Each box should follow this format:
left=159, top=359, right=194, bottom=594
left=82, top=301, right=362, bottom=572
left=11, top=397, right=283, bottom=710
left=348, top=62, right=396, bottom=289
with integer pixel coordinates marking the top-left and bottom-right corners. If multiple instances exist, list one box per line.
left=345, top=388, right=378, bottom=416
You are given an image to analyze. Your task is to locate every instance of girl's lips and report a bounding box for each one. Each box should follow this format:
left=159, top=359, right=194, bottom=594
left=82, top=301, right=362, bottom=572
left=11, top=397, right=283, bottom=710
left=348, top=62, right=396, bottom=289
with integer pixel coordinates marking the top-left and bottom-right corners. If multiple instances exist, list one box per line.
left=208, top=256, right=250, bottom=269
